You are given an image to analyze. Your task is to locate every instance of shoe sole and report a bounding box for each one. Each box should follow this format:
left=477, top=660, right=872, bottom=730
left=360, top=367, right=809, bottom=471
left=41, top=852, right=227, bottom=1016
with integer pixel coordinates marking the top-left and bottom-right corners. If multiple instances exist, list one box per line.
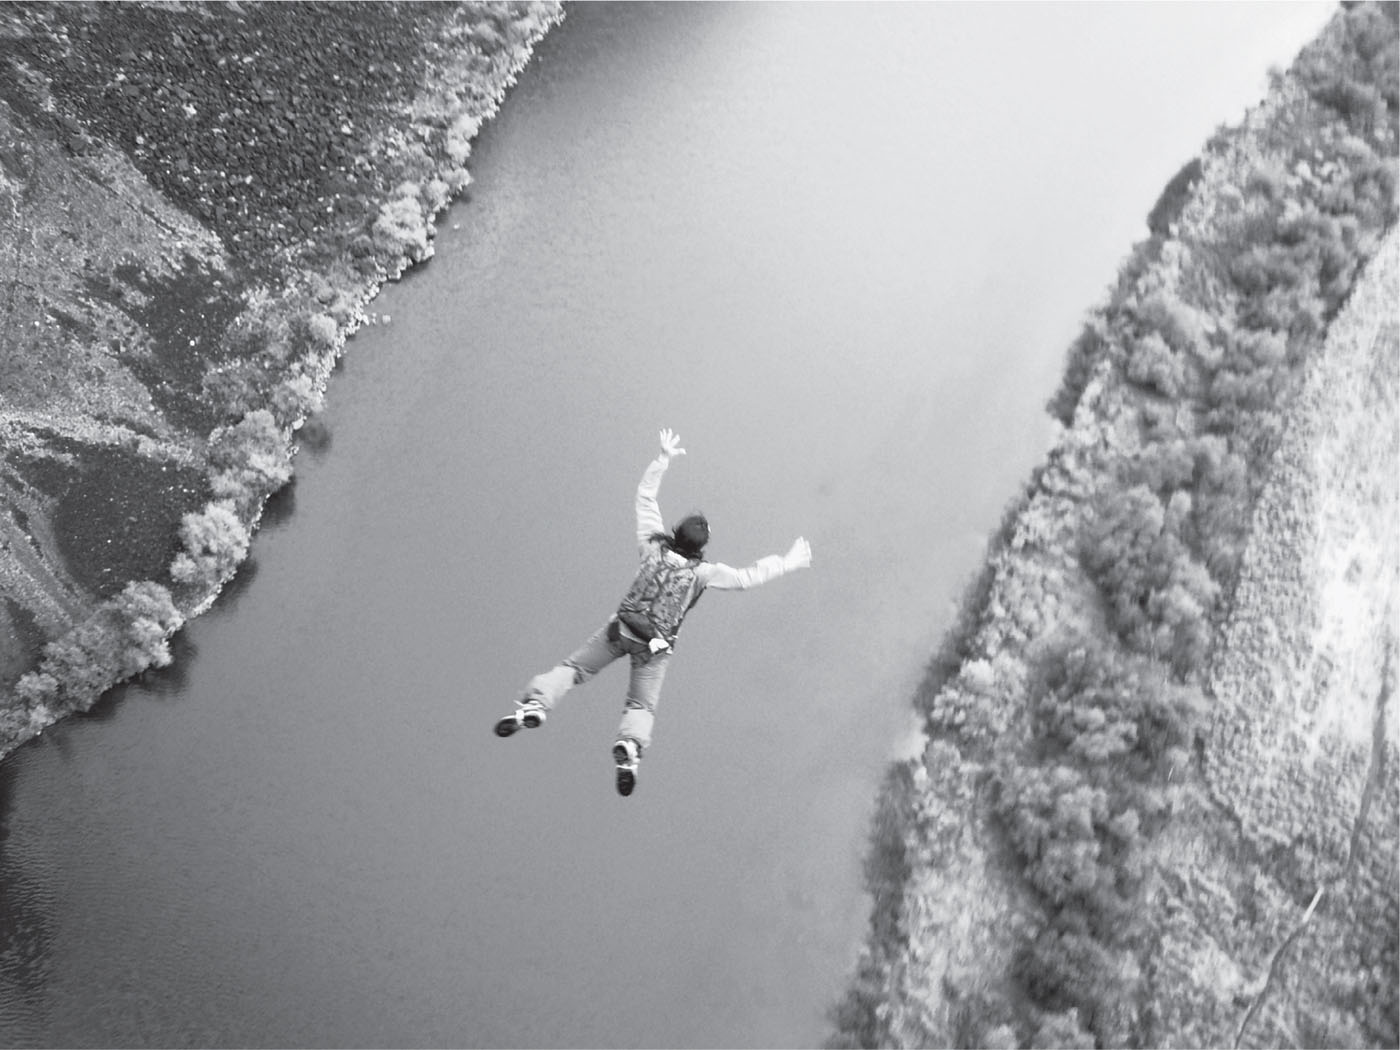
left=496, top=707, right=546, bottom=738
left=613, top=742, right=637, bottom=796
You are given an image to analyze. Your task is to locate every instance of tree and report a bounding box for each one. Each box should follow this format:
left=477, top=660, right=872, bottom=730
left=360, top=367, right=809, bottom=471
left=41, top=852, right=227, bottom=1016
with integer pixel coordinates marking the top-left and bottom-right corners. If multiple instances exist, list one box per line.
left=372, top=183, right=431, bottom=263
left=108, top=581, right=184, bottom=677
left=270, top=373, right=324, bottom=429
left=20, top=581, right=185, bottom=715
left=1048, top=321, right=1110, bottom=426
left=1019, top=921, right=1140, bottom=1047
left=171, top=499, right=250, bottom=589
left=1126, top=332, right=1186, bottom=397
left=14, top=671, right=59, bottom=712
left=208, top=409, right=292, bottom=513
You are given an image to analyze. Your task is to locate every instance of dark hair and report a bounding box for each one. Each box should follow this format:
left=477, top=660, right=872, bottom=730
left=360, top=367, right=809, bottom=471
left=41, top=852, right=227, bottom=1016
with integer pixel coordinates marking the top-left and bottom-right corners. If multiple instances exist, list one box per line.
left=652, top=513, right=709, bottom=559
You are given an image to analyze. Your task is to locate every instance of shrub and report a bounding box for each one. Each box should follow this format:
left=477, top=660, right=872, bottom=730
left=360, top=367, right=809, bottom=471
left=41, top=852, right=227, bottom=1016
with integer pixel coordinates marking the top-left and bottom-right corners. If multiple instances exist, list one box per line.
left=21, top=581, right=184, bottom=714
left=1081, top=485, right=1167, bottom=639
left=208, top=409, right=292, bottom=513
left=202, top=358, right=272, bottom=419
left=41, top=627, right=118, bottom=701
left=423, top=177, right=451, bottom=213
left=1145, top=551, right=1219, bottom=674
left=1133, top=290, right=1207, bottom=358
left=1124, top=438, right=1197, bottom=496
left=1187, top=436, right=1252, bottom=579
left=1033, top=638, right=1201, bottom=773
left=171, top=499, right=251, bottom=589
left=372, top=184, right=430, bottom=262
left=1019, top=923, right=1140, bottom=1047
left=108, top=581, right=184, bottom=676
left=469, top=19, right=504, bottom=52
left=1080, top=484, right=1220, bottom=672
left=1324, top=151, right=1398, bottom=229
left=1229, top=241, right=1304, bottom=296
left=0, top=703, right=37, bottom=741
left=445, top=112, right=483, bottom=167
left=1126, top=331, right=1186, bottom=397
left=304, top=312, right=339, bottom=349
left=270, top=373, right=324, bottom=429
left=14, top=670, right=59, bottom=710
left=1000, top=763, right=1113, bottom=906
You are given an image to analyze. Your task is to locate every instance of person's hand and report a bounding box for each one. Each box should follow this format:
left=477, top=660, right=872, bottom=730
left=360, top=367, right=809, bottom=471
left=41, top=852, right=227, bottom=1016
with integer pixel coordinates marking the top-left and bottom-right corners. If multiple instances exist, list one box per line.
left=784, top=537, right=812, bottom=571
left=659, top=428, right=686, bottom=459
left=649, top=637, right=671, bottom=654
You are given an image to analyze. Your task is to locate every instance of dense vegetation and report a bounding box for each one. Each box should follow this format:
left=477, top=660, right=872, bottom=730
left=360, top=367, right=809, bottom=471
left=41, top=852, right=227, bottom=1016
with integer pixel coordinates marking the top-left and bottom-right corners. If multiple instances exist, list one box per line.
left=831, top=4, right=1398, bottom=1047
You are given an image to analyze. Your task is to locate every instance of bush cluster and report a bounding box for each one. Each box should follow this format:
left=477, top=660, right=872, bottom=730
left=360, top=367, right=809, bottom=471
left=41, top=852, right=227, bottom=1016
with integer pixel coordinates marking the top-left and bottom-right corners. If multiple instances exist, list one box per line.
left=170, top=500, right=251, bottom=590
left=206, top=409, right=294, bottom=515
left=6, top=350, right=301, bottom=749
left=10, top=581, right=184, bottom=726
left=991, top=639, right=1206, bottom=1040
left=202, top=306, right=334, bottom=426
left=170, top=405, right=295, bottom=593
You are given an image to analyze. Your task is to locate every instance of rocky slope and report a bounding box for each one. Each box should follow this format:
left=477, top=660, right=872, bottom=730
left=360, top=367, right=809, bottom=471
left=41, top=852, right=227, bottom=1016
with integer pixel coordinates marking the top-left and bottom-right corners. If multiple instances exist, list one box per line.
left=830, top=4, right=1398, bottom=1047
left=0, top=1, right=562, bottom=754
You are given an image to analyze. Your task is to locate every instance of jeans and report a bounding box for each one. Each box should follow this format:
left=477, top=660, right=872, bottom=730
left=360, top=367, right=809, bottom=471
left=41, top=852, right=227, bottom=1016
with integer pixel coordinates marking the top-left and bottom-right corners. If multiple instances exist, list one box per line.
left=522, top=619, right=671, bottom=753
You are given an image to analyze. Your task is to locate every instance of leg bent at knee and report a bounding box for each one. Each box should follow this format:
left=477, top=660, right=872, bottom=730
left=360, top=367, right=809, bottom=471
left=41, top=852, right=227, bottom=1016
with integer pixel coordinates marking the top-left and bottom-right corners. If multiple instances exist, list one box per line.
left=523, top=664, right=578, bottom=710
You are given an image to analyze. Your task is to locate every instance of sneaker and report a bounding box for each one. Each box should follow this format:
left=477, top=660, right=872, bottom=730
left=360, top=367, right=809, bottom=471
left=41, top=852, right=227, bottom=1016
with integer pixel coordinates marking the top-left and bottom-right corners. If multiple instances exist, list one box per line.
left=494, top=700, right=547, bottom=738
left=613, top=739, right=640, bottom=796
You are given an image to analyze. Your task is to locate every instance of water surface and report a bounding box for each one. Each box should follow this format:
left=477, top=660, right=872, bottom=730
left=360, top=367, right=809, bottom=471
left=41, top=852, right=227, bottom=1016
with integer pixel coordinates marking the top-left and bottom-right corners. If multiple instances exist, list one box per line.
left=0, top=4, right=1334, bottom=1046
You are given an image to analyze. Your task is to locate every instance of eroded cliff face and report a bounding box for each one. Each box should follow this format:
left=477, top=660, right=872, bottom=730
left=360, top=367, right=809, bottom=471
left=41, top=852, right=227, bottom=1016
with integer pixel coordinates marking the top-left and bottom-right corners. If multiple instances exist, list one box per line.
left=0, top=3, right=562, bottom=751
left=830, top=5, right=1398, bottom=1047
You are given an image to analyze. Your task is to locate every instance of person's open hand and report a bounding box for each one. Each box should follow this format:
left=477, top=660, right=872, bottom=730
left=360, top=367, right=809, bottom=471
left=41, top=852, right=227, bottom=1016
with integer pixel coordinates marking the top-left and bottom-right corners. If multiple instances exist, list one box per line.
left=784, top=536, right=812, bottom=571
left=659, top=428, right=686, bottom=459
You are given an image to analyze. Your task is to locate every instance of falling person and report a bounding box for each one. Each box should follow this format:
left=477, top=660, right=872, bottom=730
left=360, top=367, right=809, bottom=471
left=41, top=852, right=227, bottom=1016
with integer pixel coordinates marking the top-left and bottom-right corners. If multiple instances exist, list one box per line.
left=495, top=428, right=813, bottom=796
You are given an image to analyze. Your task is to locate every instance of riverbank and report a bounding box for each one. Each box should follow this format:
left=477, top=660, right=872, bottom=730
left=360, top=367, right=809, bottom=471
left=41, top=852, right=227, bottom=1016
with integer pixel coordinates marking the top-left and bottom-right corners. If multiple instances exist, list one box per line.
left=830, top=4, right=1398, bottom=1046
left=0, top=2, right=563, bottom=756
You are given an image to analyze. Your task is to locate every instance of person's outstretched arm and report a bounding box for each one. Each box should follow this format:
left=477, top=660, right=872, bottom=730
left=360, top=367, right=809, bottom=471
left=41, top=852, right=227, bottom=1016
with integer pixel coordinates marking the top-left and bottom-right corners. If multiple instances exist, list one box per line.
left=636, top=427, right=686, bottom=552
left=699, top=537, right=812, bottom=590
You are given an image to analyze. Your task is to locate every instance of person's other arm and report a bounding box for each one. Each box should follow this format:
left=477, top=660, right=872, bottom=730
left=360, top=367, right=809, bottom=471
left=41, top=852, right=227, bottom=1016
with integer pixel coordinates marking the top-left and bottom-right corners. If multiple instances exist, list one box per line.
left=698, top=537, right=813, bottom=590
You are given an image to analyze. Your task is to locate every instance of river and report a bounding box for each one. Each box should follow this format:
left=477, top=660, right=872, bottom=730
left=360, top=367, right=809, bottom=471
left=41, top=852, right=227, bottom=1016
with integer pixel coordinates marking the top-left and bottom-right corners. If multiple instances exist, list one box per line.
left=0, top=3, right=1334, bottom=1047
